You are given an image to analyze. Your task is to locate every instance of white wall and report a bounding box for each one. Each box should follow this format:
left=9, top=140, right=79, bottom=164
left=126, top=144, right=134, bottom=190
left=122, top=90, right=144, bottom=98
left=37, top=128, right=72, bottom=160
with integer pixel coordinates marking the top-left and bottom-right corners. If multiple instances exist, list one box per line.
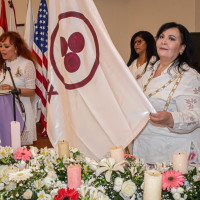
left=94, top=0, right=196, bottom=61
left=3, top=0, right=199, bottom=62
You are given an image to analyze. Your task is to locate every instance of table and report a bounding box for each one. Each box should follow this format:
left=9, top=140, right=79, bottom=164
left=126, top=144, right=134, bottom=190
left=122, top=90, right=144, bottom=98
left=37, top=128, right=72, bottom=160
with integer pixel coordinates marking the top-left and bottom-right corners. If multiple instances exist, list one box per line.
left=0, top=94, right=24, bottom=147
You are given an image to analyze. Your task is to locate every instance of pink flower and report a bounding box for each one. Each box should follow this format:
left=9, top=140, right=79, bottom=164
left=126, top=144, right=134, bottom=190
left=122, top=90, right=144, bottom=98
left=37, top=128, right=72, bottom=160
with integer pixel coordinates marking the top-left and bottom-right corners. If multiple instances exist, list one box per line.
left=14, top=147, right=33, bottom=162
left=162, top=170, right=185, bottom=191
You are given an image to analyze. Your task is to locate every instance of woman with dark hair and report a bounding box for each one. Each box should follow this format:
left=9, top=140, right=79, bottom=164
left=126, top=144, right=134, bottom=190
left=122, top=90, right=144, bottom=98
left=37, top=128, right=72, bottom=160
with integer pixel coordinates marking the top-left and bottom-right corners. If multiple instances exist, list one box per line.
left=0, top=31, right=37, bottom=145
left=127, top=31, right=156, bottom=79
left=133, top=22, right=200, bottom=164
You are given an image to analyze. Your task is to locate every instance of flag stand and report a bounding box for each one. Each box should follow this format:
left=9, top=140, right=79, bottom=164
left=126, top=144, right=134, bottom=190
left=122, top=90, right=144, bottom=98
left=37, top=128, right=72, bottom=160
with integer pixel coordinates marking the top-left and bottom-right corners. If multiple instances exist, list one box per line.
left=5, top=66, right=25, bottom=120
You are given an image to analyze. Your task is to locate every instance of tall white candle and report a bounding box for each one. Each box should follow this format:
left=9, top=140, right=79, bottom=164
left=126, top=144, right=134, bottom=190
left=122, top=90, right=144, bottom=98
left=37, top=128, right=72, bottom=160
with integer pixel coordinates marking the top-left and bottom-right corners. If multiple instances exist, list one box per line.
left=172, top=152, right=188, bottom=174
left=58, top=140, right=69, bottom=158
left=11, top=121, right=21, bottom=150
left=143, top=169, right=162, bottom=200
left=110, top=145, right=124, bottom=163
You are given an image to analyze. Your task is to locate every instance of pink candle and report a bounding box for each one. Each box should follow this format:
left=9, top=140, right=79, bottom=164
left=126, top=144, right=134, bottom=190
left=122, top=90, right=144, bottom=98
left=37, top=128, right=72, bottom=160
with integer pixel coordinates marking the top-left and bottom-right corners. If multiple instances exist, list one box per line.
left=67, top=164, right=81, bottom=189
left=110, top=145, right=124, bottom=163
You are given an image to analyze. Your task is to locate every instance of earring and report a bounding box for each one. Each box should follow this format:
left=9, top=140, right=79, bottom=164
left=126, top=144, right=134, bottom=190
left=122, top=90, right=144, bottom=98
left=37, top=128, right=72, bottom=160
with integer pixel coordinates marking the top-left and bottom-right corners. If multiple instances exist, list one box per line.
left=180, top=52, right=182, bottom=55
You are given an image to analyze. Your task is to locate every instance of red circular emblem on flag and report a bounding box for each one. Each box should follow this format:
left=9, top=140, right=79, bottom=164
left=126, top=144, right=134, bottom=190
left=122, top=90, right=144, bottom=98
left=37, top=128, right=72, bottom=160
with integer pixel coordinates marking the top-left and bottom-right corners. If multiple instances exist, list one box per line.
left=50, top=11, right=99, bottom=90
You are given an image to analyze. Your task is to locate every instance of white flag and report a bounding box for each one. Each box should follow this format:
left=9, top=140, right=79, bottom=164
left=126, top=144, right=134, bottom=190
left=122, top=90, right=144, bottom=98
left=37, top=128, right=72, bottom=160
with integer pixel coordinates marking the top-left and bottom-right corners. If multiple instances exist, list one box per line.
left=47, top=0, right=155, bottom=160
left=8, top=0, right=17, bottom=32
left=24, top=0, right=34, bottom=49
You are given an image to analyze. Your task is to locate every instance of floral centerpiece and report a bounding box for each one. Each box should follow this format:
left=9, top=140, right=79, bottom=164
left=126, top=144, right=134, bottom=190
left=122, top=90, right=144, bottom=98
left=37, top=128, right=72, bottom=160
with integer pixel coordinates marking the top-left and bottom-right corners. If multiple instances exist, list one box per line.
left=0, top=146, right=199, bottom=200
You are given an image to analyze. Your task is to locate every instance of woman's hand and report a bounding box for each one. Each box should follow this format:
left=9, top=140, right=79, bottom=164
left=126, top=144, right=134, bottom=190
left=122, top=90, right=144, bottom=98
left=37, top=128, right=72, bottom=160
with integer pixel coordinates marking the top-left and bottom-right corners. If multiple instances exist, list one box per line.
left=150, top=111, right=174, bottom=128
left=0, top=84, right=13, bottom=90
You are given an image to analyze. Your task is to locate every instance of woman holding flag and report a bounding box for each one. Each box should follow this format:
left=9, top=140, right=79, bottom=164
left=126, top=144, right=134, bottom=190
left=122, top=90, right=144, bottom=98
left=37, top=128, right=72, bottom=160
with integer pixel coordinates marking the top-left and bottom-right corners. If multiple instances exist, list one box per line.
left=133, top=22, right=200, bottom=164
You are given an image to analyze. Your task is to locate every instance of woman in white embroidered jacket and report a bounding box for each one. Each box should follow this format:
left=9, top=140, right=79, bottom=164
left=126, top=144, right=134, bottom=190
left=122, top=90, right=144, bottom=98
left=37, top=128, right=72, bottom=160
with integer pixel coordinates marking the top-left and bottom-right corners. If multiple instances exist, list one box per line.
left=0, top=31, right=37, bottom=145
left=133, top=22, right=200, bottom=164
left=127, top=31, right=157, bottom=80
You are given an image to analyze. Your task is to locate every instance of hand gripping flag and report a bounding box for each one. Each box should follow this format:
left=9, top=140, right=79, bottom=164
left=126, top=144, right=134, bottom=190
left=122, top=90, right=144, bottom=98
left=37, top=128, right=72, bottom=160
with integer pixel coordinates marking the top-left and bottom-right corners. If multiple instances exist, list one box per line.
left=48, top=0, right=156, bottom=159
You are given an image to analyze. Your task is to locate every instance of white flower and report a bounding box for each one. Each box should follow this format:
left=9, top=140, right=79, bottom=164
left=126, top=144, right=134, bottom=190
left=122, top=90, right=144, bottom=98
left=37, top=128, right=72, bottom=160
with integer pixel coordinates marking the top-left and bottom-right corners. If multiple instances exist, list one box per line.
left=184, top=194, right=188, bottom=199
left=9, top=169, right=33, bottom=183
left=50, top=189, right=58, bottom=199
left=45, top=164, right=54, bottom=171
left=78, top=184, right=90, bottom=198
left=17, top=160, right=27, bottom=170
left=97, top=192, right=110, bottom=200
left=88, top=178, right=95, bottom=185
left=55, top=181, right=67, bottom=189
left=23, top=189, right=33, bottom=199
left=120, top=180, right=137, bottom=198
left=89, top=187, right=98, bottom=199
left=97, top=186, right=105, bottom=194
left=177, top=187, right=184, bottom=194
left=0, top=148, right=7, bottom=159
left=113, top=177, right=123, bottom=192
left=114, top=177, right=123, bottom=186
left=48, top=148, right=57, bottom=157
left=131, top=194, right=136, bottom=200
left=70, top=147, right=79, bottom=153
left=40, top=147, right=50, bottom=156
left=33, top=179, right=44, bottom=189
left=173, top=192, right=181, bottom=200
left=37, top=190, right=50, bottom=200
left=171, top=187, right=177, bottom=194
left=96, top=158, right=126, bottom=182
left=5, top=166, right=18, bottom=175
left=197, top=166, right=200, bottom=172
left=85, top=157, right=98, bottom=171
left=47, top=171, right=57, bottom=180
left=113, top=185, right=121, bottom=192
left=0, top=165, right=8, bottom=178
left=0, top=183, right=4, bottom=190
left=43, top=176, right=55, bottom=188
left=5, top=182, right=16, bottom=191
left=29, top=146, right=39, bottom=156
left=193, top=174, right=200, bottom=182
left=129, top=166, right=137, bottom=177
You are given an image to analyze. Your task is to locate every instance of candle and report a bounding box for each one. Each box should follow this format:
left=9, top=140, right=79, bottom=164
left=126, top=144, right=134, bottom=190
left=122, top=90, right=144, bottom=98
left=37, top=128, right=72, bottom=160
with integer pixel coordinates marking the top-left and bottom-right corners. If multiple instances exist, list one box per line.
left=58, top=140, right=69, bottom=158
left=67, top=164, right=81, bottom=189
left=143, top=169, right=162, bottom=200
left=110, top=145, right=124, bottom=163
left=11, top=121, right=21, bottom=150
left=172, top=152, right=188, bottom=174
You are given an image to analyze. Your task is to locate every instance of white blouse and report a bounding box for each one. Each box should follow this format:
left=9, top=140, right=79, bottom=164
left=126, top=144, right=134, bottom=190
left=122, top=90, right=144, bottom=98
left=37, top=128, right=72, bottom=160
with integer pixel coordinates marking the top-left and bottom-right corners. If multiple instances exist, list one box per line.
left=0, top=56, right=37, bottom=145
left=129, top=59, right=147, bottom=80
left=133, top=61, right=200, bottom=164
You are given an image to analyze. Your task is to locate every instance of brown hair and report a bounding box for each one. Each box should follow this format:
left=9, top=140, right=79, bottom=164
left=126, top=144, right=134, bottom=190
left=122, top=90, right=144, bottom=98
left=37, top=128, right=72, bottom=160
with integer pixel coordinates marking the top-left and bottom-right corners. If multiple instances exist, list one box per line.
left=0, top=31, right=37, bottom=69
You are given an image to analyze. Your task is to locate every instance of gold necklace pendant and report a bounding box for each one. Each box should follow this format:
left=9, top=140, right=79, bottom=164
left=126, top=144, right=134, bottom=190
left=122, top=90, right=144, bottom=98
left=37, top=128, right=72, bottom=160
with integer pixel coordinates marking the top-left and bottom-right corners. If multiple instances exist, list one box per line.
left=143, top=69, right=184, bottom=111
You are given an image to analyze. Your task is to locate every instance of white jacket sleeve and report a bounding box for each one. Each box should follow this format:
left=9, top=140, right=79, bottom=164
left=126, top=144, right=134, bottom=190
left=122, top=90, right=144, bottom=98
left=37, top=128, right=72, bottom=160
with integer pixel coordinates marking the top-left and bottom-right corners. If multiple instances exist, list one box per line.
left=169, top=95, right=200, bottom=133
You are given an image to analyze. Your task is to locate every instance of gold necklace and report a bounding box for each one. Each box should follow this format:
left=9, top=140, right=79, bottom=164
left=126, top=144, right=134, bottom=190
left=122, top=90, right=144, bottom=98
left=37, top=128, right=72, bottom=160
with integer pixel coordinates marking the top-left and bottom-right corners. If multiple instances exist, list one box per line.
left=143, top=69, right=184, bottom=111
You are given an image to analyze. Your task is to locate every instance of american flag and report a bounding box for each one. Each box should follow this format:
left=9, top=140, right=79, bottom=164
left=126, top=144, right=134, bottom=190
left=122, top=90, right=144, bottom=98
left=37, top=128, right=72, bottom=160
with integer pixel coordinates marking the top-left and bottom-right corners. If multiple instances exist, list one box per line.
left=32, top=0, right=48, bottom=136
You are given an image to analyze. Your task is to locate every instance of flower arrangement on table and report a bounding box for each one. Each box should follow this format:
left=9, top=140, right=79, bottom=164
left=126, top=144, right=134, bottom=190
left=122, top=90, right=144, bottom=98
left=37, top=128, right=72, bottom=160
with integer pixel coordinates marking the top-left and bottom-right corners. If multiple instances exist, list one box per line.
left=0, top=146, right=199, bottom=200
